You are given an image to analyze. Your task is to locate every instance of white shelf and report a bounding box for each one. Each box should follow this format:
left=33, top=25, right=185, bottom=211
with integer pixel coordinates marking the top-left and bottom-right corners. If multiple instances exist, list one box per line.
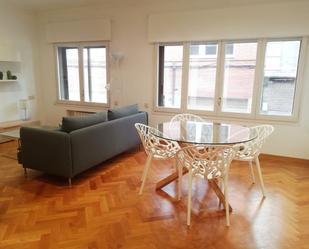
left=0, top=80, right=18, bottom=83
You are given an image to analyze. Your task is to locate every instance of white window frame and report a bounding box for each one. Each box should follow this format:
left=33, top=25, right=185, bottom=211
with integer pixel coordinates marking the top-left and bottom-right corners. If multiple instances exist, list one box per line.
left=153, top=37, right=307, bottom=123
left=255, top=37, right=307, bottom=122
left=153, top=42, right=185, bottom=113
left=218, top=39, right=259, bottom=119
left=55, top=41, right=110, bottom=108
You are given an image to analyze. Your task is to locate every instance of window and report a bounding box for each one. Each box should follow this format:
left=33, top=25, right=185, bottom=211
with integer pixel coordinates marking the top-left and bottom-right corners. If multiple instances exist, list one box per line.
left=221, top=42, right=258, bottom=113
left=188, top=43, right=218, bottom=111
left=260, top=40, right=301, bottom=116
left=155, top=38, right=305, bottom=121
left=57, top=42, right=109, bottom=105
left=157, top=44, right=183, bottom=108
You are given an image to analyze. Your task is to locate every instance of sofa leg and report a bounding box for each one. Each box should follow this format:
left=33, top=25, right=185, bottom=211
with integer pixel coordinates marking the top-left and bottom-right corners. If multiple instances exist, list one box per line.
left=24, top=167, right=27, bottom=178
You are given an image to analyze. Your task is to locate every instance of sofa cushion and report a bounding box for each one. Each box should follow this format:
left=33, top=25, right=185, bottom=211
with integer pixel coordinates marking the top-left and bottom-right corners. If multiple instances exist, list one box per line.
left=62, top=111, right=107, bottom=133
left=108, top=104, right=139, bottom=120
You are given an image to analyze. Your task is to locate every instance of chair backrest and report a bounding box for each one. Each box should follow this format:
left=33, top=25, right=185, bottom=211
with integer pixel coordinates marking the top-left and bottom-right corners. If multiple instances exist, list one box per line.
left=238, top=125, right=274, bottom=157
left=176, top=145, right=236, bottom=179
left=170, top=113, right=205, bottom=123
left=135, top=123, right=179, bottom=158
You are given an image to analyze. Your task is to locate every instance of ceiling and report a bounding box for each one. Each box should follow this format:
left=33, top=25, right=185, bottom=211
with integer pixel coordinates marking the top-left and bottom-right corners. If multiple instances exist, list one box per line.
left=0, top=0, right=302, bottom=12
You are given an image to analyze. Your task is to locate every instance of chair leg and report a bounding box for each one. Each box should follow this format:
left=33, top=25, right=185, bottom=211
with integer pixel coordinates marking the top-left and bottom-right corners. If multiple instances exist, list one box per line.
left=178, top=162, right=183, bottom=200
left=249, top=161, right=255, bottom=183
left=187, top=170, right=193, bottom=226
left=224, top=177, right=230, bottom=227
left=140, top=153, right=150, bottom=182
left=218, top=178, right=223, bottom=208
left=139, top=155, right=153, bottom=195
left=255, top=156, right=266, bottom=197
left=68, top=178, right=72, bottom=187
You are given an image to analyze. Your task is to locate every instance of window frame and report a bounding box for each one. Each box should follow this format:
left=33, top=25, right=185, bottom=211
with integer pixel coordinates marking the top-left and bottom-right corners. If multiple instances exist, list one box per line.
left=153, top=37, right=307, bottom=123
left=218, top=39, right=260, bottom=119
left=55, top=41, right=110, bottom=108
left=255, top=37, right=307, bottom=122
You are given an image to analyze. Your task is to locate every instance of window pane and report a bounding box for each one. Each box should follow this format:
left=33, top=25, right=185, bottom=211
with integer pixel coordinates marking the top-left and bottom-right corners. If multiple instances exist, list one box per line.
left=188, top=43, right=218, bottom=111
left=158, top=45, right=183, bottom=108
left=260, top=40, right=301, bottom=116
left=83, top=46, right=107, bottom=104
left=58, top=47, right=80, bottom=101
left=222, top=42, right=258, bottom=113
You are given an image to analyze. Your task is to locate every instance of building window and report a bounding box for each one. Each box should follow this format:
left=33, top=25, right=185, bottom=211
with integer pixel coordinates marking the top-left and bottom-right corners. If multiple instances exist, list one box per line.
left=155, top=38, right=305, bottom=121
left=205, top=44, right=234, bottom=56
left=57, top=42, right=109, bottom=105
left=205, top=44, right=217, bottom=55
left=157, top=44, right=183, bottom=108
left=190, top=45, right=199, bottom=55
left=225, top=43, right=234, bottom=55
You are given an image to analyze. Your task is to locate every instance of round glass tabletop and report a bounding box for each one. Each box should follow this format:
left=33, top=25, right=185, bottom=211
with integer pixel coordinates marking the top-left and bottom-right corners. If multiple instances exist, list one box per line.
left=152, top=121, right=257, bottom=145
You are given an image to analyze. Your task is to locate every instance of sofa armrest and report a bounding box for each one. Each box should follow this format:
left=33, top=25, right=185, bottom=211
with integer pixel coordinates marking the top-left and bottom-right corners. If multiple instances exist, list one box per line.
left=20, top=127, right=72, bottom=178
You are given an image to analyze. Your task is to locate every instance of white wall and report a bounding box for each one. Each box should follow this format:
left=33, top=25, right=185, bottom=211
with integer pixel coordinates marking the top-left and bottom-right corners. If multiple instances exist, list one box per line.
left=36, top=1, right=309, bottom=159
left=0, top=5, right=40, bottom=122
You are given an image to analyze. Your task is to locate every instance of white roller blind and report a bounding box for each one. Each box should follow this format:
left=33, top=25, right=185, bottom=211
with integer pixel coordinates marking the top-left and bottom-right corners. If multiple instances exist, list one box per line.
left=46, top=19, right=111, bottom=43
left=148, top=1, right=309, bottom=42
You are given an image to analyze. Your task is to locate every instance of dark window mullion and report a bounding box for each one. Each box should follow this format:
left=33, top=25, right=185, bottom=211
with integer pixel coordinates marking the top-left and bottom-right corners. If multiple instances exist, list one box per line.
left=158, top=46, right=165, bottom=106
left=59, top=48, right=69, bottom=100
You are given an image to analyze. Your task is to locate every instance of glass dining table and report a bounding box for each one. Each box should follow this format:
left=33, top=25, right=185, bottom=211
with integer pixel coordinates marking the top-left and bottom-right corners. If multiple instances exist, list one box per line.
left=154, top=120, right=256, bottom=145
left=150, top=120, right=257, bottom=211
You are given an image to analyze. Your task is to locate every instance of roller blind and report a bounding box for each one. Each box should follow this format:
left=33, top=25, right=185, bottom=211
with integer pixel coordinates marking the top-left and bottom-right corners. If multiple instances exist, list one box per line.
left=148, top=1, right=309, bottom=42
left=46, top=19, right=111, bottom=43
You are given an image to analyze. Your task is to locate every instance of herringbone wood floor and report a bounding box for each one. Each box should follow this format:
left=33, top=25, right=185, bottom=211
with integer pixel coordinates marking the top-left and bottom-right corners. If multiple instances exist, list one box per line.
left=0, top=141, right=308, bottom=249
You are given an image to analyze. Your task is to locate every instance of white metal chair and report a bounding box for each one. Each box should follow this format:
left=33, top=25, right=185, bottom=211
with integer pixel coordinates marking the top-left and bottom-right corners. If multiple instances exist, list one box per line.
left=135, top=123, right=180, bottom=194
left=234, top=125, right=274, bottom=197
left=176, top=145, right=236, bottom=226
left=170, top=113, right=205, bottom=123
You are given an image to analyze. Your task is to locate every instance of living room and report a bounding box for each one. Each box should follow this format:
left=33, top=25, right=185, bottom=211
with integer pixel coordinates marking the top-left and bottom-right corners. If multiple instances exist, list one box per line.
left=0, top=0, right=308, bottom=248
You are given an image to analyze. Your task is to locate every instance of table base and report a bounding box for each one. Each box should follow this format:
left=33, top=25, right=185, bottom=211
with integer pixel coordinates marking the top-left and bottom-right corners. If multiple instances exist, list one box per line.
left=155, top=170, right=232, bottom=212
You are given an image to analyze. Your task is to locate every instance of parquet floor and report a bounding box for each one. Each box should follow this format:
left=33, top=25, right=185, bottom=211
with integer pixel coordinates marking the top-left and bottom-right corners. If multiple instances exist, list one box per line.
left=0, top=141, right=308, bottom=249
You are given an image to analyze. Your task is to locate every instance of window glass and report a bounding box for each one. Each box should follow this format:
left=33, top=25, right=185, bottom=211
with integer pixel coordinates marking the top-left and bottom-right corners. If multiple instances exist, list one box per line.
left=188, top=43, right=218, bottom=111
left=57, top=43, right=108, bottom=104
left=222, top=42, right=258, bottom=113
left=58, top=47, right=80, bottom=101
left=157, top=45, right=183, bottom=108
left=83, top=46, right=107, bottom=104
left=260, top=40, right=301, bottom=116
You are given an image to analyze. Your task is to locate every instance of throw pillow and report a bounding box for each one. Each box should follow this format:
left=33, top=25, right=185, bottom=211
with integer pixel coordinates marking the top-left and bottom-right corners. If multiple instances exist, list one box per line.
left=108, top=104, right=139, bottom=120
left=61, top=111, right=107, bottom=133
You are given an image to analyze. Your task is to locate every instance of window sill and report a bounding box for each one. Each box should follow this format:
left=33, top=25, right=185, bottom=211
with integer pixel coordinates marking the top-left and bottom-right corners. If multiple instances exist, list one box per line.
left=55, top=100, right=109, bottom=111
left=151, top=108, right=300, bottom=125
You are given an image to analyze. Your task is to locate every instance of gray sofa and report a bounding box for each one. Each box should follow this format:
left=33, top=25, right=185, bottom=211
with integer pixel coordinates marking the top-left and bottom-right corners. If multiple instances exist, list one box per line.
left=19, top=109, right=147, bottom=184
